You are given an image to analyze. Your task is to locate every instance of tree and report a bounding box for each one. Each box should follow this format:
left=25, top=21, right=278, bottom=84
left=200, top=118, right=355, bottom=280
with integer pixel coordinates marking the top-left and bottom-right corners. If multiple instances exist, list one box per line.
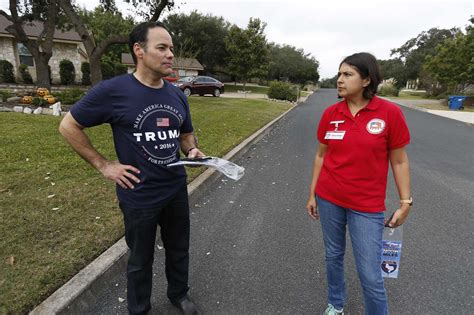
left=319, top=75, right=338, bottom=88
left=268, top=43, right=319, bottom=84
left=391, top=27, right=458, bottom=81
left=59, top=0, right=174, bottom=85
left=378, top=58, right=408, bottom=89
left=164, top=11, right=230, bottom=74
left=0, top=0, right=61, bottom=89
left=77, top=6, right=134, bottom=79
left=224, top=18, right=269, bottom=88
left=424, top=19, right=474, bottom=92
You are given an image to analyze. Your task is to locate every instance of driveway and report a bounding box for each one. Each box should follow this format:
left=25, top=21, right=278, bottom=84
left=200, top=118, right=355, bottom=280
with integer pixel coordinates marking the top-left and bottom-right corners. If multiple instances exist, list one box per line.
left=82, top=89, right=474, bottom=314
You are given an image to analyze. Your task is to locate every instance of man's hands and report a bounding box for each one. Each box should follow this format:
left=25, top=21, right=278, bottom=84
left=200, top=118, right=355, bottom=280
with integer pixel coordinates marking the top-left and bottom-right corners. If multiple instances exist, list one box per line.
left=187, top=147, right=205, bottom=159
left=306, top=195, right=320, bottom=220
left=99, top=161, right=141, bottom=189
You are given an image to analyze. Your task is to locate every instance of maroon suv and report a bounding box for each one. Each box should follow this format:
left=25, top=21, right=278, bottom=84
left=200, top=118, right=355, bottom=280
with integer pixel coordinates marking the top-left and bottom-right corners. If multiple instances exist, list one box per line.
left=174, top=76, right=225, bottom=97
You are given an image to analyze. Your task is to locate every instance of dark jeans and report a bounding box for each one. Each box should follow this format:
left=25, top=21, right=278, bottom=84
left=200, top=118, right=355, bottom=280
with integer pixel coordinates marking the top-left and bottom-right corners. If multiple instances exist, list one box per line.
left=120, top=185, right=190, bottom=315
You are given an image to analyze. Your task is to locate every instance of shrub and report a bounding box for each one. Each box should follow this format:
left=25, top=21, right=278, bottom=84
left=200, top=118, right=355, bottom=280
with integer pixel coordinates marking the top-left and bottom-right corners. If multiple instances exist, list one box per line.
left=101, top=56, right=128, bottom=80
left=31, top=96, right=48, bottom=107
left=0, top=89, right=12, bottom=101
left=0, top=60, right=15, bottom=83
left=48, top=65, right=52, bottom=84
left=53, top=88, right=86, bottom=105
left=377, top=78, right=399, bottom=97
left=81, top=62, right=91, bottom=85
left=101, top=60, right=114, bottom=80
left=19, top=64, right=33, bottom=84
left=114, top=63, right=127, bottom=76
left=59, top=59, right=76, bottom=85
left=267, top=80, right=298, bottom=102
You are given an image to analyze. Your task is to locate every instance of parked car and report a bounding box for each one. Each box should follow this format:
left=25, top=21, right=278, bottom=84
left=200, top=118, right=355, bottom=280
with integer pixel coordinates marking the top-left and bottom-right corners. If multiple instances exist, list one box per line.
left=164, top=69, right=180, bottom=82
left=173, top=76, right=224, bottom=97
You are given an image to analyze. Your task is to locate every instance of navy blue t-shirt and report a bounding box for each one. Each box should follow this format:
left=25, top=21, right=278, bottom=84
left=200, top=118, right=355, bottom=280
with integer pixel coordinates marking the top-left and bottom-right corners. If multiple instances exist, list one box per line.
left=70, top=74, right=193, bottom=209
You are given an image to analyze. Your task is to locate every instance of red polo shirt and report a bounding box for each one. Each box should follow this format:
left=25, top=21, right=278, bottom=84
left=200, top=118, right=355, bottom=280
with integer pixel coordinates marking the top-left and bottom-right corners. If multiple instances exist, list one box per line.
left=316, top=96, right=410, bottom=212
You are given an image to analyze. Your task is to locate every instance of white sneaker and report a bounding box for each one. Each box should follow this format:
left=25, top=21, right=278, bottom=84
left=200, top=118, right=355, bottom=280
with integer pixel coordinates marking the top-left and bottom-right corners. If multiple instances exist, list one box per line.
left=324, top=304, right=344, bottom=315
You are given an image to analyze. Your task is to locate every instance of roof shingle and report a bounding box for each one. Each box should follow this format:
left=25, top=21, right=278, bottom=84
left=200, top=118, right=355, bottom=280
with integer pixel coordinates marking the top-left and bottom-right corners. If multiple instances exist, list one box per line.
left=0, top=15, right=81, bottom=42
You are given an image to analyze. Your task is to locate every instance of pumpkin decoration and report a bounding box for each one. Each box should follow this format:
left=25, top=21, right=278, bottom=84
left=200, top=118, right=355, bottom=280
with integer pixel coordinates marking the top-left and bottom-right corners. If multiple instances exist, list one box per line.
left=43, top=95, right=56, bottom=104
left=36, top=87, right=49, bottom=97
left=21, top=95, right=33, bottom=104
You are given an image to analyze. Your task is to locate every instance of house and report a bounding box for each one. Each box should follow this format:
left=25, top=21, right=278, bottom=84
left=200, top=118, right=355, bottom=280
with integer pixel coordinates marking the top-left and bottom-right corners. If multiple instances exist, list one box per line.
left=0, top=15, right=88, bottom=84
left=121, top=53, right=204, bottom=77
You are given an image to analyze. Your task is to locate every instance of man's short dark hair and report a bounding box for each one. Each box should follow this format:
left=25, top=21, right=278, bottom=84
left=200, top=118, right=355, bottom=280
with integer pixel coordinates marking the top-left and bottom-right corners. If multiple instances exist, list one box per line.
left=128, top=21, right=170, bottom=65
left=339, top=52, right=382, bottom=99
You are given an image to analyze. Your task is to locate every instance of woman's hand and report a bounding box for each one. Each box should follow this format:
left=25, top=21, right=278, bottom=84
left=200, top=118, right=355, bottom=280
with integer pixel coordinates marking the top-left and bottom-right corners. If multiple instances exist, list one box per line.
left=385, top=204, right=410, bottom=227
left=306, top=195, right=320, bottom=220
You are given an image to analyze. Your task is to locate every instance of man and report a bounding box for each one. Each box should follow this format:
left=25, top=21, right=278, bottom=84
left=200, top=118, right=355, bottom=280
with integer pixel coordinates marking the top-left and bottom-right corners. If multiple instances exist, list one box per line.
left=59, top=21, right=203, bottom=315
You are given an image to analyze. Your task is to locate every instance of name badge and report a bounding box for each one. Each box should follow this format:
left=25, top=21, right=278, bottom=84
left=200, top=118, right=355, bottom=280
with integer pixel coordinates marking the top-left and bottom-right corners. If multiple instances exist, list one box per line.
left=324, top=131, right=346, bottom=140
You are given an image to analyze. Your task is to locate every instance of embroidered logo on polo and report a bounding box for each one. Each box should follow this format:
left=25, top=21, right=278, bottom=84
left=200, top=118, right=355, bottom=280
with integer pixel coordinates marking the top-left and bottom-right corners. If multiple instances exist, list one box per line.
left=366, top=118, right=386, bottom=134
left=132, top=104, right=184, bottom=165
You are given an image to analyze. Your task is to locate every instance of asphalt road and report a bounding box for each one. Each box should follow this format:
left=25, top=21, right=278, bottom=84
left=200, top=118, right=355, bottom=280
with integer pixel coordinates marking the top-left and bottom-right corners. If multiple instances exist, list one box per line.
left=84, top=89, right=474, bottom=314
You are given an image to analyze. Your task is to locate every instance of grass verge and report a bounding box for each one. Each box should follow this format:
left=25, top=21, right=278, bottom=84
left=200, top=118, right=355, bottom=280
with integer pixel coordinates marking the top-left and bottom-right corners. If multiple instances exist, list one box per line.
left=414, top=102, right=474, bottom=112
left=396, top=90, right=428, bottom=99
left=0, top=97, right=292, bottom=314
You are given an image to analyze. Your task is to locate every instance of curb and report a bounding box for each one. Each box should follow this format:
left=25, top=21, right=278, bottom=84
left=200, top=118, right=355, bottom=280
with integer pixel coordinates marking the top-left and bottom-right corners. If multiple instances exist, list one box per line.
left=30, top=100, right=301, bottom=314
left=394, top=102, right=429, bottom=112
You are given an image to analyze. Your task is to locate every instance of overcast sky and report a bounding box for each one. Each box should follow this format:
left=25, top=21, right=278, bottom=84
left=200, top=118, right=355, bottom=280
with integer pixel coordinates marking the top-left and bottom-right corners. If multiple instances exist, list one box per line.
left=1, top=0, right=472, bottom=78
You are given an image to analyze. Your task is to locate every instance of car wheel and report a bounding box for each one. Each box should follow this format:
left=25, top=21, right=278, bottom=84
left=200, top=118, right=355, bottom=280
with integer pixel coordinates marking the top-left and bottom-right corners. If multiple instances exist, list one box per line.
left=213, top=88, right=221, bottom=97
left=183, top=88, right=191, bottom=97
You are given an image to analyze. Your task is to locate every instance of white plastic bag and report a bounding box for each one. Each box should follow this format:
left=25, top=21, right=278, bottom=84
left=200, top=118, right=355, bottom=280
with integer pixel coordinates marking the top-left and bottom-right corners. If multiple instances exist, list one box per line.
left=167, top=157, right=245, bottom=181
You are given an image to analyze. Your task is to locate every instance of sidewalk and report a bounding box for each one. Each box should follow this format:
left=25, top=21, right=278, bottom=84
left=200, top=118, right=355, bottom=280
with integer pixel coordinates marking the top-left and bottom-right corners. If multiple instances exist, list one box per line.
left=221, top=92, right=268, bottom=99
left=221, top=91, right=311, bottom=103
left=387, top=98, right=474, bottom=125
left=425, top=109, right=474, bottom=124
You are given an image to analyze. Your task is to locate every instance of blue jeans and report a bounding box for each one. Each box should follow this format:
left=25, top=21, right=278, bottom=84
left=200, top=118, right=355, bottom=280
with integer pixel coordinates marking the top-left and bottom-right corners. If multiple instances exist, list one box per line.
left=317, top=196, right=388, bottom=315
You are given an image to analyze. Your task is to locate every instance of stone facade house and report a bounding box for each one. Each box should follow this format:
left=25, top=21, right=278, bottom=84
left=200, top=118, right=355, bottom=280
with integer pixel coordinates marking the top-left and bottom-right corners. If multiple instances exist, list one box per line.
left=121, top=53, right=204, bottom=77
left=0, top=15, right=88, bottom=84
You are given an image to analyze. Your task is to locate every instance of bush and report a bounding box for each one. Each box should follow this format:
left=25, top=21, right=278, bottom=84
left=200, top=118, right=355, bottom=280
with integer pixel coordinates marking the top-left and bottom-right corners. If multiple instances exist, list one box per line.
left=31, top=96, right=48, bottom=107
left=101, top=60, right=114, bottom=80
left=0, top=89, right=12, bottom=101
left=114, top=63, right=128, bottom=76
left=19, top=64, right=33, bottom=84
left=48, top=65, right=52, bottom=84
left=377, top=78, right=399, bottom=97
left=53, top=88, right=86, bottom=105
left=0, top=60, right=15, bottom=83
left=59, top=59, right=76, bottom=85
left=267, top=80, right=298, bottom=102
left=101, top=56, right=128, bottom=80
left=81, top=62, right=91, bottom=85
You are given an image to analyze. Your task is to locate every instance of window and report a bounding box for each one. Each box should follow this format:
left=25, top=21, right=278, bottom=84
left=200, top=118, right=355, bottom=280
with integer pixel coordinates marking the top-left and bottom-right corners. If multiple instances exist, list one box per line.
left=17, top=43, right=34, bottom=67
left=205, top=78, right=217, bottom=83
left=195, top=77, right=206, bottom=83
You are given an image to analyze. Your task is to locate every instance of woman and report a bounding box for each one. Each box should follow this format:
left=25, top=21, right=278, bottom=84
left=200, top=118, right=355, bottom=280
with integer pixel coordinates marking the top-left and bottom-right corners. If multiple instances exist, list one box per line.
left=306, top=52, right=412, bottom=315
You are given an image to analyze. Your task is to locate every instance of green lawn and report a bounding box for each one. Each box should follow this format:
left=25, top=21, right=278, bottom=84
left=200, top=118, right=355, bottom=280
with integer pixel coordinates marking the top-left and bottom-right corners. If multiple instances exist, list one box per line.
left=0, top=97, right=292, bottom=314
left=391, top=90, right=428, bottom=99
left=415, top=102, right=474, bottom=112
left=300, top=91, right=311, bottom=97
